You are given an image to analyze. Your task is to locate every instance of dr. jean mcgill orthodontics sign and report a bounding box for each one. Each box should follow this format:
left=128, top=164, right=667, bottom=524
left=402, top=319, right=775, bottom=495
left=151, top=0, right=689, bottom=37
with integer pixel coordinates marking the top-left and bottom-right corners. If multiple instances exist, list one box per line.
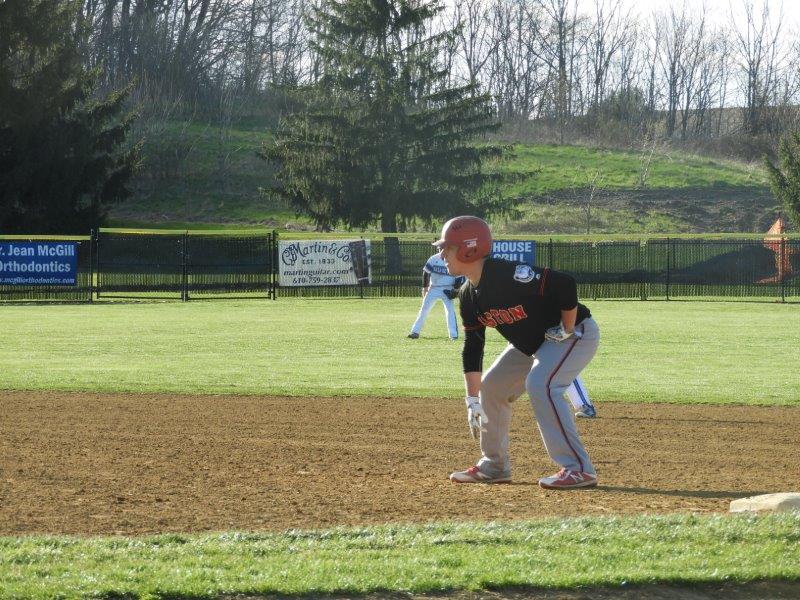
left=0, top=242, right=78, bottom=285
left=279, top=240, right=372, bottom=286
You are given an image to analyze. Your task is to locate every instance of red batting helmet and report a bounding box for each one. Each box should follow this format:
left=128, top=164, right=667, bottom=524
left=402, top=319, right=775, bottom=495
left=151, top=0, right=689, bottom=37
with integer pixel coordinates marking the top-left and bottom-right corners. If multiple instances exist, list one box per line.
left=433, top=216, right=492, bottom=263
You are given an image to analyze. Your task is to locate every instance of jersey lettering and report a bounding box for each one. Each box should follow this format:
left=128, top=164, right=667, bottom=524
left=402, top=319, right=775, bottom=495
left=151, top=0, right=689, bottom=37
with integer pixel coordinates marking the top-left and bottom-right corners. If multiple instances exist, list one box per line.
left=478, top=314, right=496, bottom=327
left=491, top=309, right=513, bottom=325
left=477, top=304, right=528, bottom=328
left=508, top=305, right=527, bottom=320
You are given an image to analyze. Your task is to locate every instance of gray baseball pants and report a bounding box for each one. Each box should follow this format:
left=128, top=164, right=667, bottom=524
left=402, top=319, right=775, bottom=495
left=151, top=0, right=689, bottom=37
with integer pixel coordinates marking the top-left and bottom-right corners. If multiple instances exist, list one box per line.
left=476, top=317, right=599, bottom=478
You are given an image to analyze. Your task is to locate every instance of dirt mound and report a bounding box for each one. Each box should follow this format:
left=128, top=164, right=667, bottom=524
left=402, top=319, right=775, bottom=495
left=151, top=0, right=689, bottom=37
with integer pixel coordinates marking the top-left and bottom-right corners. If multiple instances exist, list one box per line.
left=1, top=392, right=798, bottom=535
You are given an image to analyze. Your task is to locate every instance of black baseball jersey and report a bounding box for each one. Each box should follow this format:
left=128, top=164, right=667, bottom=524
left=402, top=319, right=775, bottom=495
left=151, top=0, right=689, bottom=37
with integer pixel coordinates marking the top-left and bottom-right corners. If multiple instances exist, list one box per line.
left=459, top=258, right=591, bottom=371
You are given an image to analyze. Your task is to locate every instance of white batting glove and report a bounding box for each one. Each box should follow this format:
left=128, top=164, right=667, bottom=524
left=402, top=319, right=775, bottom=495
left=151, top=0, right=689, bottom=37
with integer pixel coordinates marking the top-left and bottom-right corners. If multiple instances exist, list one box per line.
left=544, top=324, right=582, bottom=343
left=465, top=395, right=488, bottom=439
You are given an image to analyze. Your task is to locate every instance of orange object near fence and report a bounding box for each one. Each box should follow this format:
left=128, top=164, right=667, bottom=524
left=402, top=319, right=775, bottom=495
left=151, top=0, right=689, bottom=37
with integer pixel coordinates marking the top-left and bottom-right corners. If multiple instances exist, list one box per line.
left=759, top=217, right=797, bottom=284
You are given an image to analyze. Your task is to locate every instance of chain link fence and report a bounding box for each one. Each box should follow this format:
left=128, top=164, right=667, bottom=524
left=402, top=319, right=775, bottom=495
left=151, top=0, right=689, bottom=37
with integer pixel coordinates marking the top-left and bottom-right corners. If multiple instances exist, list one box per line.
left=2, top=231, right=798, bottom=302
left=96, top=231, right=275, bottom=300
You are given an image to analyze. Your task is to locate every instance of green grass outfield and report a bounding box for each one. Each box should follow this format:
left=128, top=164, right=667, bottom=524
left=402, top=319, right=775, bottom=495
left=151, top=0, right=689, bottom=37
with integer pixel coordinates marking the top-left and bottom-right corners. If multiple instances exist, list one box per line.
left=1, top=515, right=799, bottom=599
left=2, top=299, right=799, bottom=598
left=0, top=299, right=797, bottom=404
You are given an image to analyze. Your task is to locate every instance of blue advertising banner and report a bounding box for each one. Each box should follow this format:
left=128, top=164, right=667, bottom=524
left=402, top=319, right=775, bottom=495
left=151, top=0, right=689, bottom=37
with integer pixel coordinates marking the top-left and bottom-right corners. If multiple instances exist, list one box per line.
left=0, top=242, right=78, bottom=285
left=492, top=240, right=536, bottom=265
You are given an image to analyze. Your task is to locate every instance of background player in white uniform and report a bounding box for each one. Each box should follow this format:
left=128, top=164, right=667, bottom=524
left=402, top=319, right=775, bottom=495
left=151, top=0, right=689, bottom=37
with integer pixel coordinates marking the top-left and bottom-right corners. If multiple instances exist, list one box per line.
left=566, top=376, right=596, bottom=418
left=408, top=253, right=462, bottom=340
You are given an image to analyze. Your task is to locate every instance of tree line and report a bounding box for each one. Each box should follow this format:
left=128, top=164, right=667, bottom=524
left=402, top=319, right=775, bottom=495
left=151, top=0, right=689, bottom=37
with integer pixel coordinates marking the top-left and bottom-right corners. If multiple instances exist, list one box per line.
left=3, top=0, right=800, bottom=234
left=80, top=0, right=800, bottom=145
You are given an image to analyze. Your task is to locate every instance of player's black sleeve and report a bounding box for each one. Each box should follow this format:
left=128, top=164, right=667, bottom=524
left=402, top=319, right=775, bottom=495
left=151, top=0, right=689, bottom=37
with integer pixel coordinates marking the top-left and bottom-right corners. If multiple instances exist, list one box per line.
left=422, top=271, right=430, bottom=288
left=462, top=327, right=485, bottom=372
left=542, top=269, right=579, bottom=310
left=458, top=286, right=485, bottom=372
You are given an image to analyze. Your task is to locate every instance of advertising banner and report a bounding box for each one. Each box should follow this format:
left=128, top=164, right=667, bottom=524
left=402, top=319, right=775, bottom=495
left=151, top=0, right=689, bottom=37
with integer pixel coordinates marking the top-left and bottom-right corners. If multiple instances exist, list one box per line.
left=492, top=240, right=536, bottom=265
left=278, top=239, right=372, bottom=286
left=0, top=242, right=78, bottom=285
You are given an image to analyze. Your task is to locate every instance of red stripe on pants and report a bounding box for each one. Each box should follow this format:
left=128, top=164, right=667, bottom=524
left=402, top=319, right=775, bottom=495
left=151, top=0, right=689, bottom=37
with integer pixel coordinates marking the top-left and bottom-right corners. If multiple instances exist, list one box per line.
left=544, top=324, right=585, bottom=472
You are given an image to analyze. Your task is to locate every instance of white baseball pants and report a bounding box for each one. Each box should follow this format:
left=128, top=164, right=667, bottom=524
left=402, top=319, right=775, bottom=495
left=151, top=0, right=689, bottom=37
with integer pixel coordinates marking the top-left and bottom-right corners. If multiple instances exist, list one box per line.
left=410, top=287, right=458, bottom=339
left=566, top=376, right=594, bottom=412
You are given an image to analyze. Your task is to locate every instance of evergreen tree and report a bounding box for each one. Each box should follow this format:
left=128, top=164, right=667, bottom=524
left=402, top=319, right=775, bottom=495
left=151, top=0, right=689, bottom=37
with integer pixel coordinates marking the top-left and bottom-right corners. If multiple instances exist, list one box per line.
left=0, top=0, right=139, bottom=234
left=765, top=132, right=800, bottom=229
left=262, top=0, right=508, bottom=233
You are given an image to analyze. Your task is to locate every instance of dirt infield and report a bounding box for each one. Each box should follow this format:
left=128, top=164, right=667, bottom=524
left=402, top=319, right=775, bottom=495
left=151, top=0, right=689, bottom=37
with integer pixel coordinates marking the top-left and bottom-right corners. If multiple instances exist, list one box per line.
left=1, top=392, right=799, bottom=536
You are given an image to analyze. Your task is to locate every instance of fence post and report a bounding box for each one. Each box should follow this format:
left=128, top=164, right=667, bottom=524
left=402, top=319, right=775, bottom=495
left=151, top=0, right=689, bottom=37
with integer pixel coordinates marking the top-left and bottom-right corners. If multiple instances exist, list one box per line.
left=548, top=239, right=553, bottom=268
left=640, top=240, right=647, bottom=301
left=357, top=236, right=364, bottom=300
left=666, top=238, right=671, bottom=301
left=781, top=236, right=787, bottom=303
left=87, top=229, right=95, bottom=303
left=182, top=231, right=189, bottom=302
left=94, top=229, right=102, bottom=300
left=272, top=230, right=278, bottom=300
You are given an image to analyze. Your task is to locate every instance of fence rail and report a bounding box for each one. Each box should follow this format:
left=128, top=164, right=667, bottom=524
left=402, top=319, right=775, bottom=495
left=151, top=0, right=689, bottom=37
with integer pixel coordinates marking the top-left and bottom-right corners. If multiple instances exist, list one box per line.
left=1, top=231, right=798, bottom=302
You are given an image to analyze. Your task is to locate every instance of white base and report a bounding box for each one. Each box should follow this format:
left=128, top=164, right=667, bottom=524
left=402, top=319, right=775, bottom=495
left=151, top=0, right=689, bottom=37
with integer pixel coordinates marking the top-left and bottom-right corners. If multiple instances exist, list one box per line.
left=729, top=492, right=800, bottom=513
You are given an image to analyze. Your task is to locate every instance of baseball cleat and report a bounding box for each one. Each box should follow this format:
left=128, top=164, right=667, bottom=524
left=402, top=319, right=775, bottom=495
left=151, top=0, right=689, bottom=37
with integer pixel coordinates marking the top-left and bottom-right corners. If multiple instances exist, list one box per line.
left=575, top=405, right=596, bottom=418
left=449, top=465, right=511, bottom=484
left=538, top=469, right=597, bottom=490
left=407, top=332, right=419, bottom=339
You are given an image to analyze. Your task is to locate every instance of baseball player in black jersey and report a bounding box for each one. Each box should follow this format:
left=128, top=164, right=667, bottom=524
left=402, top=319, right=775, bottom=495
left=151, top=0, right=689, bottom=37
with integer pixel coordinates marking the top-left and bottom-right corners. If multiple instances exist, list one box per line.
left=434, top=216, right=600, bottom=489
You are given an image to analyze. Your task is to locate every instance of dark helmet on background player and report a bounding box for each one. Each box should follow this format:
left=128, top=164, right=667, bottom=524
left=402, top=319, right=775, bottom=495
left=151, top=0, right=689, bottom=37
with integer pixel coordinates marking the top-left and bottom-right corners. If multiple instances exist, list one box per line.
left=433, top=216, right=492, bottom=263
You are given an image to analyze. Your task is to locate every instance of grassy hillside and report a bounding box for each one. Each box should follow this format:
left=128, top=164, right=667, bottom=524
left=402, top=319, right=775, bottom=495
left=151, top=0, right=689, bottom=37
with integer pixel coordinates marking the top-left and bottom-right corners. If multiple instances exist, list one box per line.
left=114, top=120, right=298, bottom=230
left=495, top=144, right=774, bottom=233
left=499, top=143, right=766, bottom=193
left=111, top=119, right=776, bottom=233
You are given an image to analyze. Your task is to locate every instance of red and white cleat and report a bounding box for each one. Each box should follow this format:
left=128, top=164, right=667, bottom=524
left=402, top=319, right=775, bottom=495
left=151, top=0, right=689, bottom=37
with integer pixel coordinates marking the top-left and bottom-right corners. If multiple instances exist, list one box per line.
left=449, top=465, right=511, bottom=484
left=538, top=469, right=597, bottom=489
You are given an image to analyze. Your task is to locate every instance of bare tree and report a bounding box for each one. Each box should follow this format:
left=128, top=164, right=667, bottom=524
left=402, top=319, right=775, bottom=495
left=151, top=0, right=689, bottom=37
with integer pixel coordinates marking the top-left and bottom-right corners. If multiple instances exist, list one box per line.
left=485, top=0, right=547, bottom=121
left=643, top=19, right=661, bottom=116
left=534, top=0, right=583, bottom=143
left=586, top=0, right=628, bottom=116
left=685, top=26, right=731, bottom=139
left=676, top=5, right=708, bottom=140
left=713, top=30, right=732, bottom=137
left=637, top=132, right=660, bottom=188
left=452, top=0, right=498, bottom=90
left=74, top=0, right=800, bottom=154
left=654, top=3, right=694, bottom=139
left=237, top=0, right=308, bottom=91
left=81, top=0, right=245, bottom=108
left=574, top=169, right=604, bottom=234
left=731, top=0, right=787, bottom=135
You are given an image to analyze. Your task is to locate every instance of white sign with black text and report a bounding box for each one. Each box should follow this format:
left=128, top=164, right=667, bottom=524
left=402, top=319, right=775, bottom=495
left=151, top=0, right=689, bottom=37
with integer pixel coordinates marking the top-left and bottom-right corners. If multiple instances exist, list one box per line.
left=278, top=239, right=372, bottom=286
